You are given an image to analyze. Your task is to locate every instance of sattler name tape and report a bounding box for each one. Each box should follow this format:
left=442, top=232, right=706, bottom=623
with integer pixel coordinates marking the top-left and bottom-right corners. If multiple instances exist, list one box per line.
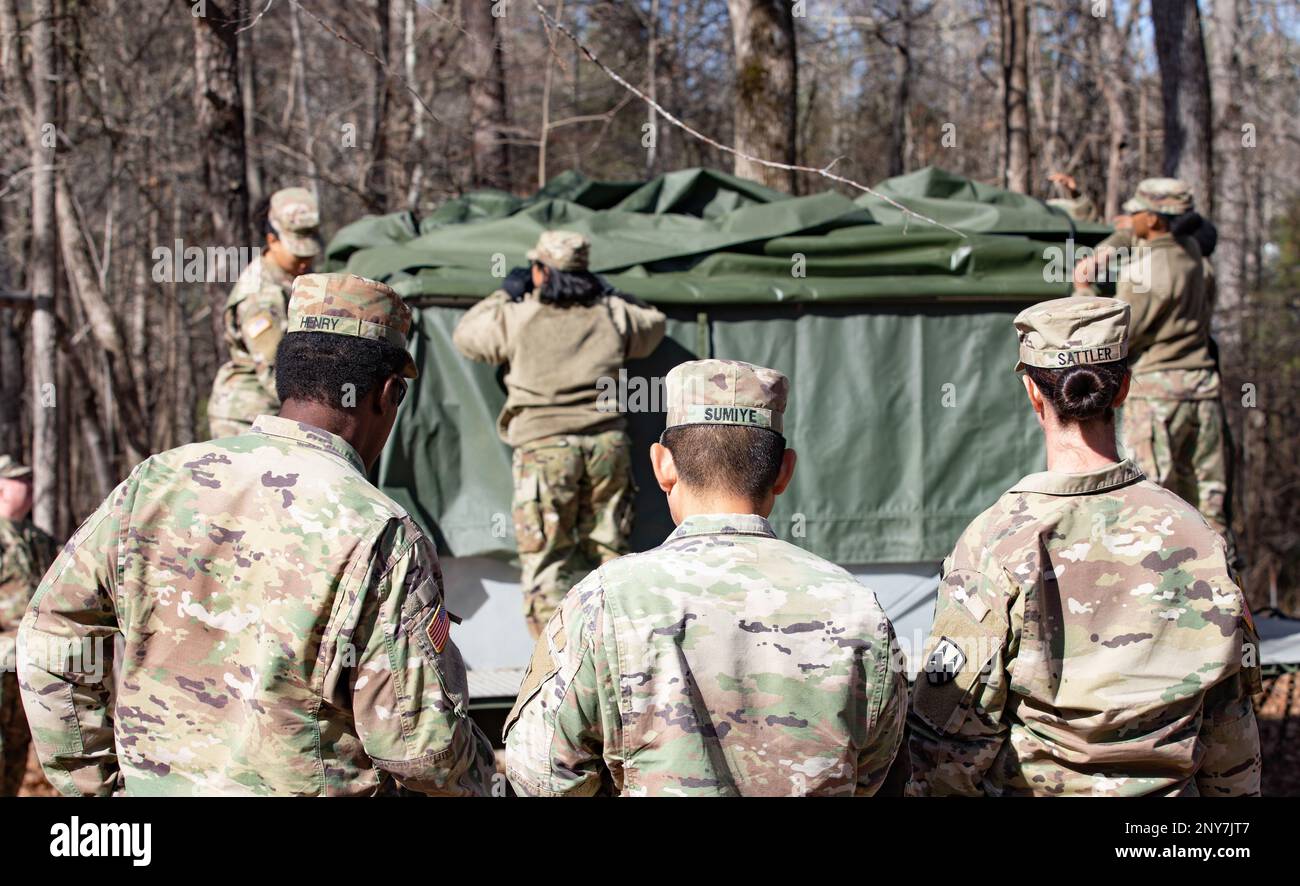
left=1022, top=343, right=1127, bottom=367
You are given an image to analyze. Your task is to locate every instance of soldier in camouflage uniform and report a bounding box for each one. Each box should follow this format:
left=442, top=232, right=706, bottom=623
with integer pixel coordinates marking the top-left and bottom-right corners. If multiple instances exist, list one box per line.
left=0, top=455, right=56, bottom=795
left=1110, top=180, right=1229, bottom=538
left=505, top=359, right=907, bottom=796
left=19, top=273, right=494, bottom=796
left=453, top=230, right=666, bottom=637
left=208, top=187, right=323, bottom=439
left=908, top=297, right=1260, bottom=797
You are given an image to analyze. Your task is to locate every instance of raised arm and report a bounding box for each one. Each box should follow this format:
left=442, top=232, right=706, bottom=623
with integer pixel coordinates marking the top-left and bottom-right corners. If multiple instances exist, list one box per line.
left=452, top=290, right=512, bottom=365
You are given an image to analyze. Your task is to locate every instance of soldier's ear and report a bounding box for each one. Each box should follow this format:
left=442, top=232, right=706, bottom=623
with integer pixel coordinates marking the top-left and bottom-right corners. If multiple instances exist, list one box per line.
left=650, top=442, right=677, bottom=494
left=1022, top=374, right=1045, bottom=420
left=1113, top=371, right=1131, bottom=409
left=772, top=449, right=797, bottom=497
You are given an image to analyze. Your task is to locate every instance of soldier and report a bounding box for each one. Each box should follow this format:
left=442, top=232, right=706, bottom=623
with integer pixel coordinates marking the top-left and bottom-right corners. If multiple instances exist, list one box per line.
left=0, top=455, right=56, bottom=796
left=453, top=230, right=666, bottom=638
left=1109, top=179, right=1230, bottom=539
left=907, top=297, right=1260, bottom=796
left=208, top=187, right=323, bottom=439
left=18, top=273, right=494, bottom=796
left=504, top=359, right=907, bottom=796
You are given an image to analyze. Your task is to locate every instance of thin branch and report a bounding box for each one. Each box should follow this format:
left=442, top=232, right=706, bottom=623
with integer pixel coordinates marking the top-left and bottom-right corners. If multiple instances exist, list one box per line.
left=530, top=2, right=963, bottom=237
left=236, top=0, right=277, bottom=34
left=290, top=0, right=442, bottom=124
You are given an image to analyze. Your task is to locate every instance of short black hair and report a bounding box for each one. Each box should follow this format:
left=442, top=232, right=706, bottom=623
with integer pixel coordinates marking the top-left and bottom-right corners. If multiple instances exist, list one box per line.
left=661, top=424, right=787, bottom=502
left=275, top=332, right=408, bottom=408
left=537, top=265, right=604, bottom=306
left=1025, top=358, right=1129, bottom=424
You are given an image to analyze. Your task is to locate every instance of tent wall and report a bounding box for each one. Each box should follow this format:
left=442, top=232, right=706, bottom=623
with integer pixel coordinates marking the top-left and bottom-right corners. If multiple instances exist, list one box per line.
left=375, top=300, right=1046, bottom=565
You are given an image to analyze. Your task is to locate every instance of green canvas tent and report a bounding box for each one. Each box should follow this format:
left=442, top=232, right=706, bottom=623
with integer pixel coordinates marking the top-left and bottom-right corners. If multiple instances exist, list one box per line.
left=323, top=166, right=1110, bottom=688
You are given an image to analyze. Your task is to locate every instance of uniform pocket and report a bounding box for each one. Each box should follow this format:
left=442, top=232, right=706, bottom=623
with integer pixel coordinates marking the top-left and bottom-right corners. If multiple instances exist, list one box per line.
left=912, top=578, right=1008, bottom=736
left=512, top=472, right=546, bottom=554
left=503, top=614, right=566, bottom=740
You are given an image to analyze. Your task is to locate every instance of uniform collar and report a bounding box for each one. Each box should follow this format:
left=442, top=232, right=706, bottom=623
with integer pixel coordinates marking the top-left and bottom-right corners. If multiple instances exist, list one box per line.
left=250, top=415, right=367, bottom=475
left=1008, top=458, right=1145, bottom=496
left=667, top=513, right=776, bottom=541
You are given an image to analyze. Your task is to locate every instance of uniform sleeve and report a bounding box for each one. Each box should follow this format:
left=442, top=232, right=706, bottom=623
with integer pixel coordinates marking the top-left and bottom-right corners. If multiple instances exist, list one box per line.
left=1117, top=247, right=1172, bottom=357
left=504, top=572, right=617, bottom=796
left=17, top=482, right=128, bottom=797
left=452, top=290, right=511, bottom=365
left=337, top=521, right=495, bottom=796
left=0, top=531, right=37, bottom=643
left=856, top=621, right=908, bottom=796
left=1195, top=616, right=1262, bottom=797
left=906, top=552, right=1018, bottom=797
left=235, top=283, right=288, bottom=399
left=615, top=295, right=667, bottom=360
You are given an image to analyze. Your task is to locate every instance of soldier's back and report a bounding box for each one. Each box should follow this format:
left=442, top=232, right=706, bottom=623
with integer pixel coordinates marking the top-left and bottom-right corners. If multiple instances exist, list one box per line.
left=952, top=465, right=1252, bottom=795
left=88, top=416, right=418, bottom=795
left=594, top=514, right=900, bottom=796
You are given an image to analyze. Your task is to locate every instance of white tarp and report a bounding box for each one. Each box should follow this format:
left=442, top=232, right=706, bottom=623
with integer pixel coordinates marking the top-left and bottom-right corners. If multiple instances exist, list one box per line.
left=446, top=555, right=1300, bottom=700
left=445, top=556, right=943, bottom=686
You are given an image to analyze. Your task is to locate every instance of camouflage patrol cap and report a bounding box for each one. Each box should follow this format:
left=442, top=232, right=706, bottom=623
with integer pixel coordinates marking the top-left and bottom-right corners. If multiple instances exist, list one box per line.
left=526, top=230, right=590, bottom=272
left=1014, top=296, right=1130, bottom=372
left=269, top=187, right=323, bottom=258
left=286, top=273, right=418, bottom=378
left=1124, top=178, right=1193, bottom=216
left=0, top=454, right=31, bottom=480
left=664, top=359, right=789, bottom=434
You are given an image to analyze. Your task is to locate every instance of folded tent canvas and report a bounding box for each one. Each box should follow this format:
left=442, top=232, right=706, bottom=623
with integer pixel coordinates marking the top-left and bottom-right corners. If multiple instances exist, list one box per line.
left=323, top=166, right=1120, bottom=689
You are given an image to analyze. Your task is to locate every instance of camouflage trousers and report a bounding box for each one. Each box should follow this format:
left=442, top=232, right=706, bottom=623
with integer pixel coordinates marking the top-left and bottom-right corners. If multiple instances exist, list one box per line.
left=1120, top=370, right=1228, bottom=537
left=512, top=430, right=635, bottom=638
left=0, top=670, right=30, bottom=796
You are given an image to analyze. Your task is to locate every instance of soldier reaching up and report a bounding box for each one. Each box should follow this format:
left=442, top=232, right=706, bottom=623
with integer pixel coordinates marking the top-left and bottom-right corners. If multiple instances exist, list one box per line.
left=453, top=230, right=666, bottom=638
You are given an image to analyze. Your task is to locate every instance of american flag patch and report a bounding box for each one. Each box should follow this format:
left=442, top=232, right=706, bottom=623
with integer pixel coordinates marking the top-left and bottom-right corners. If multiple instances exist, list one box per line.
left=426, top=602, right=450, bottom=654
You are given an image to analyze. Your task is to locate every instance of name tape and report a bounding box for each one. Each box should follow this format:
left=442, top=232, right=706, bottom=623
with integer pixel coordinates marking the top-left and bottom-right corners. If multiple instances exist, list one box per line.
left=681, top=404, right=774, bottom=429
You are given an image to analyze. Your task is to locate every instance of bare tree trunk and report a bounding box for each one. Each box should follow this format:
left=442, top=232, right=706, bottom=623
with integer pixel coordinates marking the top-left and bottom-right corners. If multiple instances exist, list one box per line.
left=28, top=0, right=59, bottom=534
left=403, top=0, right=424, bottom=206
left=0, top=309, right=20, bottom=457
left=645, top=0, right=659, bottom=176
left=998, top=0, right=1032, bottom=193
left=365, top=0, right=391, bottom=211
left=288, top=0, right=321, bottom=199
left=1095, top=12, right=1130, bottom=220
left=887, top=0, right=914, bottom=178
left=1151, top=0, right=1214, bottom=211
left=164, top=190, right=195, bottom=448
left=462, top=0, right=511, bottom=191
left=239, top=20, right=263, bottom=209
left=190, top=0, right=249, bottom=351
left=1209, top=0, right=1246, bottom=318
left=725, top=0, right=797, bottom=192
left=55, top=178, right=148, bottom=464
left=0, top=209, right=22, bottom=457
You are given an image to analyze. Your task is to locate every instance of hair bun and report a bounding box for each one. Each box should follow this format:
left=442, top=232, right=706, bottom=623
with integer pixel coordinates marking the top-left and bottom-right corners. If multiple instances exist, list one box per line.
left=1059, top=366, right=1112, bottom=420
